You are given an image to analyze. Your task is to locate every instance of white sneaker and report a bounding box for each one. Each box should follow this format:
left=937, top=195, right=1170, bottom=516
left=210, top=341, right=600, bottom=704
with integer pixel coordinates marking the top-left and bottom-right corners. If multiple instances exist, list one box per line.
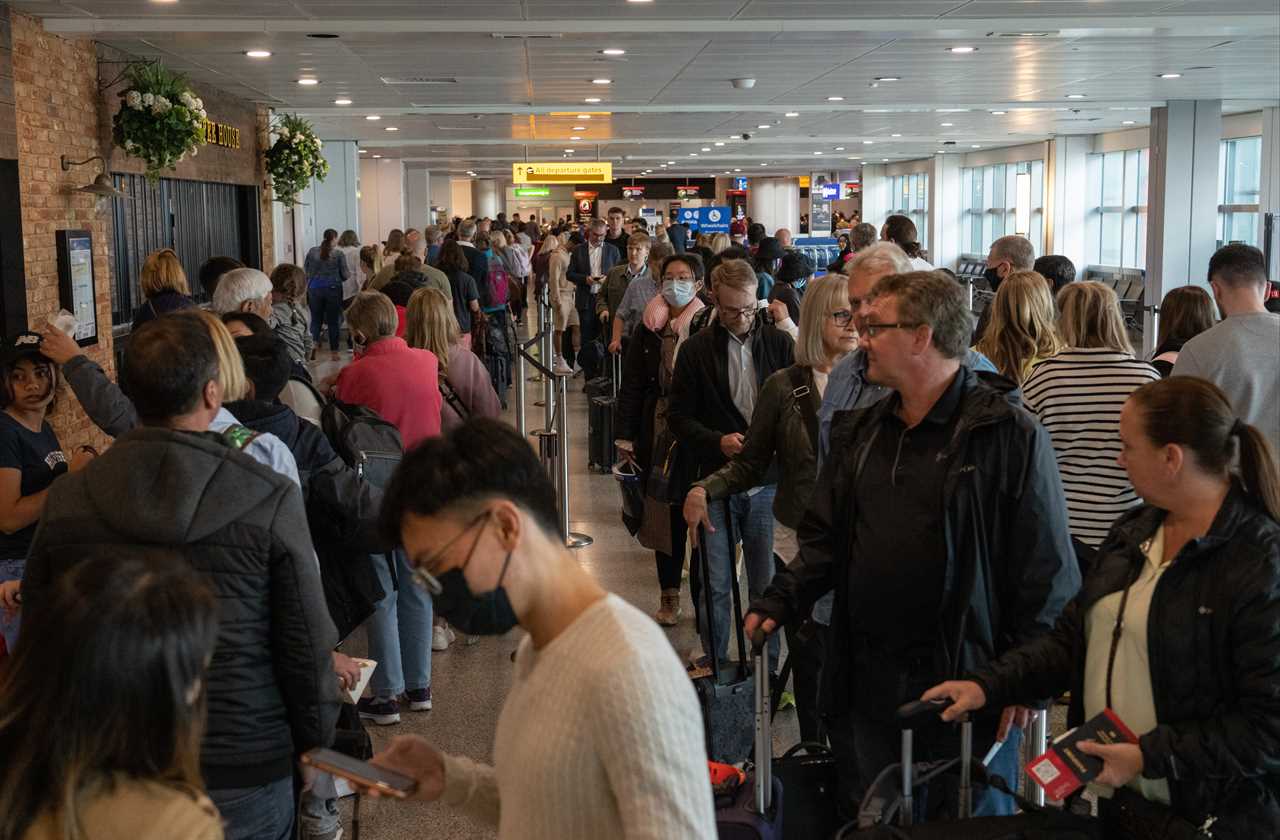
left=553, top=355, right=573, bottom=376
left=432, top=624, right=450, bottom=651
left=572, top=361, right=583, bottom=377
left=447, top=626, right=457, bottom=644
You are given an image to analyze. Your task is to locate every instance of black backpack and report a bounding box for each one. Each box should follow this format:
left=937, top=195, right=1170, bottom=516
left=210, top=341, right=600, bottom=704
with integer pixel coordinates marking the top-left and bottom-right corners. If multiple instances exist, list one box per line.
left=320, top=399, right=404, bottom=487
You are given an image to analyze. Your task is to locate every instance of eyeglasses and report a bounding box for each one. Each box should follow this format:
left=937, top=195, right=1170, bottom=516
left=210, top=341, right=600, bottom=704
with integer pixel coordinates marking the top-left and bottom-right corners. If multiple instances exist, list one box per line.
left=861, top=322, right=922, bottom=338
left=409, top=512, right=490, bottom=596
left=719, top=304, right=756, bottom=319
left=828, top=309, right=854, bottom=327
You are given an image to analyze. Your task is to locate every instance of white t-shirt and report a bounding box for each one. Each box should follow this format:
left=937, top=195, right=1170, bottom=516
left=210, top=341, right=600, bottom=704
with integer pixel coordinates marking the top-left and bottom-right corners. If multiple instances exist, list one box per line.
left=909, top=256, right=935, bottom=271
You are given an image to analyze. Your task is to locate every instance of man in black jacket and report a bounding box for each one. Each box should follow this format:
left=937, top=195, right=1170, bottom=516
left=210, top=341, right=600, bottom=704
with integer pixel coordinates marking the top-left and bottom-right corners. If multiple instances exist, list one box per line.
left=567, top=218, right=621, bottom=361
left=21, top=317, right=340, bottom=840
left=669, top=258, right=794, bottom=670
left=745, top=271, right=1079, bottom=818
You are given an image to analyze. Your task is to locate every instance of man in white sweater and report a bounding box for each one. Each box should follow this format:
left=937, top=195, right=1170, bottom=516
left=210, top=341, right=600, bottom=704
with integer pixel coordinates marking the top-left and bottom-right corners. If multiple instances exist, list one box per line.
left=1172, top=244, right=1280, bottom=461
left=365, top=419, right=717, bottom=839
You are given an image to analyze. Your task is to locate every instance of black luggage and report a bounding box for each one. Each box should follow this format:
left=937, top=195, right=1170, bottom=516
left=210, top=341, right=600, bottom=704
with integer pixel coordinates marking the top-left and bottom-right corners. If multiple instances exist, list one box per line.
left=692, top=515, right=756, bottom=765
left=320, top=399, right=404, bottom=487
left=774, top=741, right=841, bottom=839
left=588, top=354, right=622, bottom=472
left=715, top=631, right=784, bottom=839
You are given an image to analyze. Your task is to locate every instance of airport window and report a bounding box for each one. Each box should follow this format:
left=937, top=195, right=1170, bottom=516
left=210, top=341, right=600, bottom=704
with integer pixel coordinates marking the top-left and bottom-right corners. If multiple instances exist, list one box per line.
left=1085, top=148, right=1148, bottom=269
left=887, top=172, right=929, bottom=250
left=1218, top=135, right=1262, bottom=248
left=960, top=160, right=1044, bottom=256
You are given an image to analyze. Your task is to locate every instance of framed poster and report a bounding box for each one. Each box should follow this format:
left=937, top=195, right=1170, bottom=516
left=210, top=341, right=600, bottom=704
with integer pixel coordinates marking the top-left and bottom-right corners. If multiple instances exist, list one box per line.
left=55, top=230, right=99, bottom=347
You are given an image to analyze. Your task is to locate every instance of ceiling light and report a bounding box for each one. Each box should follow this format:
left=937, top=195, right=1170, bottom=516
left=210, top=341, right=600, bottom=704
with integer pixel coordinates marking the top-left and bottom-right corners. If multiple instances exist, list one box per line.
left=570, top=135, right=582, bottom=140
left=592, top=78, right=612, bottom=85
left=890, top=133, right=901, bottom=137
left=334, top=98, right=353, bottom=105
left=757, top=124, right=771, bottom=129
left=813, top=151, right=823, bottom=155
left=564, top=148, right=575, bottom=153
left=667, top=160, right=675, bottom=164
left=372, top=154, right=382, bottom=159
left=584, top=97, right=602, bottom=103
left=701, top=147, right=711, bottom=151
left=1066, top=93, right=1086, bottom=99
left=971, top=144, right=982, bottom=148
left=940, top=122, right=954, bottom=127
left=358, top=149, right=367, bottom=153
left=297, top=78, right=319, bottom=85
left=572, top=125, right=588, bottom=131
left=689, top=153, right=698, bottom=156
left=385, top=126, right=398, bottom=131
left=949, top=46, right=977, bottom=53
left=785, top=112, right=800, bottom=118
left=862, top=140, right=874, bottom=145
left=714, top=141, right=725, bottom=146
left=1122, top=120, right=1137, bottom=125
left=937, top=150, right=946, bottom=154
left=875, top=76, right=900, bottom=82
left=600, top=48, right=626, bottom=56
left=1159, top=73, right=1182, bottom=79
left=660, top=164, right=667, bottom=167
left=577, top=114, right=592, bottom=120
left=760, top=163, right=768, bottom=166
left=245, top=50, right=272, bottom=58
left=827, top=96, right=844, bottom=101
left=724, top=170, right=731, bottom=174
left=366, top=115, right=381, bottom=121
left=834, top=146, right=845, bottom=151
left=882, top=158, right=889, bottom=162
left=991, top=110, right=1007, bottom=115
left=733, top=168, right=742, bottom=172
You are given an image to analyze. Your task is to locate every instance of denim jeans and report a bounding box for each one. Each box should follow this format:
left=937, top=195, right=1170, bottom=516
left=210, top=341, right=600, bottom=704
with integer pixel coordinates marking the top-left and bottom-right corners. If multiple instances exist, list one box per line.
left=698, top=488, right=779, bottom=666
left=366, top=549, right=433, bottom=697
left=309, top=284, right=343, bottom=351
left=208, top=776, right=295, bottom=840
left=299, top=772, right=339, bottom=839
left=0, top=558, right=24, bottom=651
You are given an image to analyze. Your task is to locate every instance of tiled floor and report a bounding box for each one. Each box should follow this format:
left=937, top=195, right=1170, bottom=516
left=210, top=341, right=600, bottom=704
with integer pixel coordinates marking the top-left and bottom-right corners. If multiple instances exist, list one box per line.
left=333, top=334, right=803, bottom=840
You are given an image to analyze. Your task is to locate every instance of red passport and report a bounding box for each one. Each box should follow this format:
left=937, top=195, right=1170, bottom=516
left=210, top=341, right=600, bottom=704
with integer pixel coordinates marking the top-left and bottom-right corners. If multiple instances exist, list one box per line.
left=1025, top=708, right=1139, bottom=801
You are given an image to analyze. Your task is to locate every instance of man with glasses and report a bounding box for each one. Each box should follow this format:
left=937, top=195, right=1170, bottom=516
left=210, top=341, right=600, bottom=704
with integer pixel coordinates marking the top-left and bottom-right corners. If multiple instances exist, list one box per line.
left=568, top=219, right=621, bottom=369
left=745, top=271, right=1079, bottom=819
left=668, top=259, right=795, bottom=671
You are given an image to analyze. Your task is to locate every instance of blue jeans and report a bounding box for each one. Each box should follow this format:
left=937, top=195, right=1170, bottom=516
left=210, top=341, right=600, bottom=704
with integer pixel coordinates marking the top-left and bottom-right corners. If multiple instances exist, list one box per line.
left=1, top=558, right=24, bottom=651
left=300, top=772, right=339, bottom=839
left=367, top=550, right=433, bottom=698
left=309, top=284, right=343, bottom=351
left=699, top=488, right=780, bottom=666
left=208, top=776, right=294, bottom=840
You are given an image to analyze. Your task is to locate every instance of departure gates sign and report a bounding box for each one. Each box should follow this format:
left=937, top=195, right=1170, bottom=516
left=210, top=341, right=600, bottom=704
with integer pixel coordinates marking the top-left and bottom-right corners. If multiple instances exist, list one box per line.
left=512, top=162, right=613, bottom=184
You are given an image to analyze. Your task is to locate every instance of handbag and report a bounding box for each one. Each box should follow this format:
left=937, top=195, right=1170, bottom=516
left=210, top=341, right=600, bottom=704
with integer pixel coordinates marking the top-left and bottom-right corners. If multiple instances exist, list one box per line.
left=645, top=438, right=683, bottom=504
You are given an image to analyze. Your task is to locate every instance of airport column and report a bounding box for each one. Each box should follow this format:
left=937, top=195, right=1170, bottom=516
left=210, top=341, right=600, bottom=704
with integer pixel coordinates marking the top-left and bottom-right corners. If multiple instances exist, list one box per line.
left=928, top=153, right=965, bottom=271
left=405, top=165, right=432, bottom=230
left=746, top=177, right=799, bottom=237
left=359, top=157, right=406, bottom=244
left=1260, top=107, right=1280, bottom=272
left=1143, top=100, right=1222, bottom=353
left=472, top=179, right=501, bottom=219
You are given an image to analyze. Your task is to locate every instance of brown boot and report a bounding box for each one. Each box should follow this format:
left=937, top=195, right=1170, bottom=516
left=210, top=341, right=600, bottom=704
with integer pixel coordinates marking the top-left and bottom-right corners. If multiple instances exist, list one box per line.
left=655, top=589, right=682, bottom=627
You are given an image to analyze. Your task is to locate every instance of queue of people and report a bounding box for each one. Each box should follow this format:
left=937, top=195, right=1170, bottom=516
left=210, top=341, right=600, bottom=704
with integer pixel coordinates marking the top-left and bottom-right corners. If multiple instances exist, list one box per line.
left=0, top=207, right=1276, bottom=840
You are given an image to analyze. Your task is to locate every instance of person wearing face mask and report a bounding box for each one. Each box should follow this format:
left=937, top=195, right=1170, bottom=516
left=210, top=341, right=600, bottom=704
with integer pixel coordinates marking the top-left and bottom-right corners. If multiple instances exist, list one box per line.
left=615, top=254, right=707, bottom=625
left=684, top=275, right=858, bottom=744
left=360, top=419, right=718, bottom=839
left=970, top=234, right=1037, bottom=344
left=768, top=250, right=814, bottom=325
left=667, top=259, right=796, bottom=672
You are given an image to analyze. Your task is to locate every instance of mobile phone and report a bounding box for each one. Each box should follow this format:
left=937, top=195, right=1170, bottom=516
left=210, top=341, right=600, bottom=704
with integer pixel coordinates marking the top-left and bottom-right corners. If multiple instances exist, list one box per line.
left=301, top=748, right=417, bottom=798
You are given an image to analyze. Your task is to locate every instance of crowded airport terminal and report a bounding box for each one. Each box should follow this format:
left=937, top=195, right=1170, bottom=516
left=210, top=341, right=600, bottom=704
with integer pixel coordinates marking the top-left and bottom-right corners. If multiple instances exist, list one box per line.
left=0, top=1, right=1279, bottom=838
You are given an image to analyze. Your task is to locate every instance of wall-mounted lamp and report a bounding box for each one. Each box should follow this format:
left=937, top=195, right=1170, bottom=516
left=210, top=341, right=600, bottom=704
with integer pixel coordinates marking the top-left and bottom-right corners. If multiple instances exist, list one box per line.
left=1014, top=171, right=1031, bottom=237
left=61, top=156, right=131, bottom=206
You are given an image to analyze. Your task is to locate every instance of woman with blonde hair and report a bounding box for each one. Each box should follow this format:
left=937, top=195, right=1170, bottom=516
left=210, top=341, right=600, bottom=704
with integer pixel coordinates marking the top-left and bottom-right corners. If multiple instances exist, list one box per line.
left=547, top=232, right=578, bottom=373
left=132, top=248, right=195, bottom=330
left=707, top=232, right=731, bottom=255
left=1023, top=281, right=1159, bottom=569
left=973, top=270, right=1063, bottom=384
left=337, top=230, right=362, bottom=306
left=405, top=288, right=500, bottom=432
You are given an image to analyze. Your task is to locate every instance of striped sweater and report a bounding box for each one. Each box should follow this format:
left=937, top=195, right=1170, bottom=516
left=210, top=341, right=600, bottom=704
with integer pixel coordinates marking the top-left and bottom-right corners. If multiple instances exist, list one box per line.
left=1022, top=349, right=1160, bottom=547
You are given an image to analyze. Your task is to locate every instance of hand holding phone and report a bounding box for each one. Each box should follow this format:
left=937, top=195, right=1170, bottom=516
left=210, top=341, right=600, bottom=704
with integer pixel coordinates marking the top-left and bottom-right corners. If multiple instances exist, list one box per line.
left=301, top=747, right=419, bottom=800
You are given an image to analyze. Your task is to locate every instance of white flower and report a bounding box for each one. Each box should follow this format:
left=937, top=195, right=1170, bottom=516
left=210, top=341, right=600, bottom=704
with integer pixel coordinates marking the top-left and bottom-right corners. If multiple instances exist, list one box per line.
left=141, top=92, right=155, bottom=107
left=125, top=90, right=143, bottom=109
left=194, top=97, right=204, bottom=110
left=196, top=108, right=207, bottom=119
left=191, top=148, right=198, bottom=157
left=279, top=127, right=291, bottom=139
left=179, top=91, right=196, bottom=108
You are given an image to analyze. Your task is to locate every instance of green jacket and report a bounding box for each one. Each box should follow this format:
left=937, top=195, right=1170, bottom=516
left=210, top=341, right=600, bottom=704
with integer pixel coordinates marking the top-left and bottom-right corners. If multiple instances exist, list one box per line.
left=596, top=263, right=647, bottom=321
left=694, top=364, right=819, bottom=530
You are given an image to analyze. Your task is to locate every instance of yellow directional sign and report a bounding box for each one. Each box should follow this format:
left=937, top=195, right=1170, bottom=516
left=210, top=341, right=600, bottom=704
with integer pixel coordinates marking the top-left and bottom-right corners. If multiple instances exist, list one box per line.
left=513, top=162, right=613, bottom=184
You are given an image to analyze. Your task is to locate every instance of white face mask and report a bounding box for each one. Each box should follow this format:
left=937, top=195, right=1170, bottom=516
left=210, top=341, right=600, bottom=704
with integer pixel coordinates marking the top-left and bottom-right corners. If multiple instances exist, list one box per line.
left=661, top=279, right=697, bottom=308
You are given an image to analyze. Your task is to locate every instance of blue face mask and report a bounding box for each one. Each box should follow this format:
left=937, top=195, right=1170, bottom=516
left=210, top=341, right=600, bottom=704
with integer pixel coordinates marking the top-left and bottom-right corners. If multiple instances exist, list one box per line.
left=662, top=278, right=697, bottom=307
left=792, top=277, right=808, bottom=291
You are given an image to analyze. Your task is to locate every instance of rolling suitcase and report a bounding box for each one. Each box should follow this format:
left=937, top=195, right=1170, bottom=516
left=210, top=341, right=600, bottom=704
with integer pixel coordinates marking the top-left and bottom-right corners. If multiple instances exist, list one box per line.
left=714, top=631, right=784, bottom=839
left=692, top=515, right=755, bottom=765
left=587, top=353, right=622, bottom=472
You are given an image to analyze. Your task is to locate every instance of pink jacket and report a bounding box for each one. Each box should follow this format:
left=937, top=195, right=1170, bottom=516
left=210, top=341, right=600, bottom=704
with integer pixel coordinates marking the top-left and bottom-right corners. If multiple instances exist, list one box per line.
left=335, top=337, right=442, bottom=449
left=441, top=342, right=502, bottom=432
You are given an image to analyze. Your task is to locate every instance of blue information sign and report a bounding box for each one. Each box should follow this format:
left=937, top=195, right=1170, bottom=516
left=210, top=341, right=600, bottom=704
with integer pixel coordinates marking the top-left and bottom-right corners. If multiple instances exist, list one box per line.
left=733, top=177, right=749, bottom=191
left=677, top=206, right=732, bottom=233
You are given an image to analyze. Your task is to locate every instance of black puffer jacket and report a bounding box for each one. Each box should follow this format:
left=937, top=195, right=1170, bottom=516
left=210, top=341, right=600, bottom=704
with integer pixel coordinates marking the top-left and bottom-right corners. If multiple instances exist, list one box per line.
left=970, top=485, right=1280, bottom=838
left=22, top=427, right=340, bottom=790
left=750, top=366, right=1081, bottom=717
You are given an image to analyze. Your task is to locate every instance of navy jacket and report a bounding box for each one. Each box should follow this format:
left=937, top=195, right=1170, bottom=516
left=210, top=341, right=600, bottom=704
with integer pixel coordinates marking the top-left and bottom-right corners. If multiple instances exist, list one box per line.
left=567, top=242, right=621, bottom=311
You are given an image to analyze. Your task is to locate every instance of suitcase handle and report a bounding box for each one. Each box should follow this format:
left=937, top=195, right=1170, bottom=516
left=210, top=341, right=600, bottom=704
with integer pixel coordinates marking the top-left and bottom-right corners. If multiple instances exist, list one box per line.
left=753, top=627, right=772, bottom=816
left=895, top=697, right=973, bottom=826
left=896, top=697, right=956, bottom=727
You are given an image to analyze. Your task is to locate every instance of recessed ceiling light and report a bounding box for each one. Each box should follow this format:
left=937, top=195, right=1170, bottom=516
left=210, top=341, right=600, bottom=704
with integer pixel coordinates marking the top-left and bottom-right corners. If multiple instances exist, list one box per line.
left=862, top=140, right=874, bottom=145
left=834, top=146, right=845, bottom=151
left=733, top=168, right=742, bottom=172
left=245, top=50, right=272, bottom=58
left=1159, top=73, right=1182, bottom=79
left=971, top=144, right=982, bottom=148
left=366, top=115, right=381, bottom=121
left=600, top=48, right=626, bottom=56
left=564, top=148, right=575, bottom=153
left=577, top=114, right=592, bottom=120
left=991, top=110, right=1007, bottom=115
left=372, top=154, right=382, bottom=159
left=359, top=149, right=368, bottom=153
left=937, top=150, right=947, bottom=154
left=827, top=96, right=844, bottom=101
left=626, top=0, right=653, bottom=3
left=890, top=133, right=902, bottom=137
left=724, top=170, right=732, bottom=174
left=1122, top=120, right=1137, bottom=125
left=297, top=78, right=320, bottom=86
left=714, top=141, right=725, bottom=146
left=949, top=46, right=977, bottom=53
left=689, top=153, right=698, bottom=156
left=334, top=98, right=353, bottom=105
left=813, top=151, right=823, bottom=155
left=1066, top=93, right=1086, bottom=99
left=875, top=76, right=900, bottom=82
left=701, top=147, right=711, bottom=151
left=785, top=112, right=800, bottom=117
left=660, top=164, right=667, bottom=167
left=666, top=160, right=675, bottom=164
left=940, top=122, right=954, bottom=127
left=882, top=158, right=889, bottom=162
left=572, top=125, right=588, bottom=131
left=570, top=135, right=582, bottom=140
left=584, top=97, right=602, bottom=103
left=760, top=163, right=768, bottom=166
left=757, top=124, right=771, bottom=129
left=592, top=78, right=612, bottom=85
left=385, top=126, right=398, bottom=131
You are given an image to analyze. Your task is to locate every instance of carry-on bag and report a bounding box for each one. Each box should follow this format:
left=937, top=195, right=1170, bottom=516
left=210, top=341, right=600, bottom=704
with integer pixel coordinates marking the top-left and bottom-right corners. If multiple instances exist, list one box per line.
left=588, top=353, right=624, bottom=472
left=714, top=630, right=784, bottom=839
left=692, top=515, right=755, bottom=765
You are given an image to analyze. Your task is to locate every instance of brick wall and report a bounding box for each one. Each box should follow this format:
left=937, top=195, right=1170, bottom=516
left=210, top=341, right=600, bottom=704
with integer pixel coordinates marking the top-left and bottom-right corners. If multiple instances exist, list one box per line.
left=258, top=104, right=275, bottom=268
left=10, top=9, right=112, bottom=451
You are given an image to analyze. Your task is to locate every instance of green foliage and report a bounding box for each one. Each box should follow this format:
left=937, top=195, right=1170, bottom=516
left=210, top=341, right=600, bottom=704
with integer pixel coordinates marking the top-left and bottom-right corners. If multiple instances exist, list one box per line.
left=111, top=62, right=207, bottom=181
left=265, top=114, right=330, bottom=207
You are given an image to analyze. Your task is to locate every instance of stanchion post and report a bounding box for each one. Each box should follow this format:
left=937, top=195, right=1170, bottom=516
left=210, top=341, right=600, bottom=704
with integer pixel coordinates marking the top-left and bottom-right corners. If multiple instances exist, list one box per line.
left=555, top=373, right=593, bottom=549
left=515, top=344, right=527, bottom=438
left=541, top=288, right=556, bottom=429
left=1027, top=709, right=1048, bottom=806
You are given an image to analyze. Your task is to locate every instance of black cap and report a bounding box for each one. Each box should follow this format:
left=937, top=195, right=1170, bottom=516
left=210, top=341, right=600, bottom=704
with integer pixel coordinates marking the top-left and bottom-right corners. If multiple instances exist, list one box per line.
left=0, top=332, right=50, bottom=367
left=776, top=251, right=815, bottom=284
left=755, top=237, right=785, bottom=262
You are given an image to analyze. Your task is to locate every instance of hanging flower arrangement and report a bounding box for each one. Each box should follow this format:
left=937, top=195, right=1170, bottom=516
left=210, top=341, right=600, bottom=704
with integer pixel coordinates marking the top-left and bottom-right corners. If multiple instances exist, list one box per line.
left=265, top=114, right=329, bottom=207
left=111, top=62, right=207, bottom=181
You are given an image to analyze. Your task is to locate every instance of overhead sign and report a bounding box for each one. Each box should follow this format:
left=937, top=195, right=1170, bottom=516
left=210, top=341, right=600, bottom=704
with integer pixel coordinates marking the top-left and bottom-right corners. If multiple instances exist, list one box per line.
left=678, top=206, right=731, bottom=234
left=676, top=185, right=701, bottom=199
left=733, top=177, right=749, bottom=191
left=514, top=187, right=550, bottom=197
left=622, top=185, right=646, bottom=199
left=843, top=182, right=861, bottom=199
left=513, top=161, right=613, bottom=184
left=820, top=183, right=841, bottom=201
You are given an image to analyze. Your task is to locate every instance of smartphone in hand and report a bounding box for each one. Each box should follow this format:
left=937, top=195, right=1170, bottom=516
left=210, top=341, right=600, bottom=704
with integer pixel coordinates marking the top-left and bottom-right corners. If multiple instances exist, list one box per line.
left=301, top=748, right=418, bottom=799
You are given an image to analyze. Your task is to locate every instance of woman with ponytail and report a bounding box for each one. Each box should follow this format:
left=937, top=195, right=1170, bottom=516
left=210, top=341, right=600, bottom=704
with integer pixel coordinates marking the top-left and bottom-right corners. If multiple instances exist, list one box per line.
left=924, top=375, right=1280, bottom=838
left=880, top=214, right=933, bottom=270
left=304, top=228, right=350, bottom=360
